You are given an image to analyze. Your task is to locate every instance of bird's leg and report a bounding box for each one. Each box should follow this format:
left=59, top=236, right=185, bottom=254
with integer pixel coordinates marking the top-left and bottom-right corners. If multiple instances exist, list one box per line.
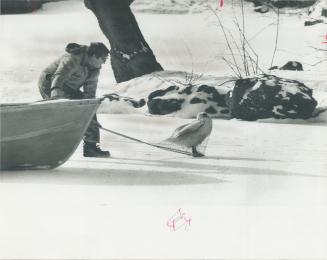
left=192, top=146, right=204, bottom=157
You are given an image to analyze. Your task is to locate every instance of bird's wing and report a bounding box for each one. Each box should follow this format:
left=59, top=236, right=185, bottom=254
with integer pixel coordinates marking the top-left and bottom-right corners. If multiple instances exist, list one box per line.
left=173, top=120, right=204, bottom=138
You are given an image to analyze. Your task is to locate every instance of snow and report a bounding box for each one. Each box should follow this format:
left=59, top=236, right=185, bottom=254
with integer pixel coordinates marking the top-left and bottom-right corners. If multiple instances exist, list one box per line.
left=1, top=0, right=327, bottom=258
left=1, top=114, right=327, bottom=258
left=98, top=70, right=235, bottom=118
left=308, top=0, right=327, bottom=21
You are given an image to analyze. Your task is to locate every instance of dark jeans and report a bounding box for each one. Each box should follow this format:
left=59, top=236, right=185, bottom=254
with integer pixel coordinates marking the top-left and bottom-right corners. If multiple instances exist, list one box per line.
left=38, top=72, right=100, bottom=143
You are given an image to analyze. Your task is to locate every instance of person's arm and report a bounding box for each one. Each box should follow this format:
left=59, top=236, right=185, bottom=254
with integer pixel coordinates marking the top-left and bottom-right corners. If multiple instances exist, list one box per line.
left=83, top=69, right=100, bottom=99
left=50, top=55, right=78, bottom=98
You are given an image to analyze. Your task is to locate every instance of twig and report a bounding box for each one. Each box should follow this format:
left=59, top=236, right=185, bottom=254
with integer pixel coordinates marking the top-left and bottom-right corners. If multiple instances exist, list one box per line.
left=270, top=7, right=280, bottom=68
left=208, top=6, right=242, bottom=78
left=222, top=57, right=242, bottom=78
left=232, top=20, right=260, bottom=74
left=247, top=54, right=266, bottom=74
left=227, top=31, right=247, bottom=75
left=308, top=58, right=327, bottom=66
left=309, top=46, right=327, bottom=52
left=248, top=22, right=276, bottom=41
left=240, top=0, right=250, bottom=76
left=217, top=79, right=238, bottom=86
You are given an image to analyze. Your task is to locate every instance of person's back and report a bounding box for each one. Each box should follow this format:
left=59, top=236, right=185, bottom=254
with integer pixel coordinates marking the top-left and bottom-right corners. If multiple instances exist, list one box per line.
left=40, top=43, right=101, bottom=99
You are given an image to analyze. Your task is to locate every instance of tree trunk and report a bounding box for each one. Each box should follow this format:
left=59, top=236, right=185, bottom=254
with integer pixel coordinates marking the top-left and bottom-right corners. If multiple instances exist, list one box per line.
left=84, top=0, right=163, bottom=83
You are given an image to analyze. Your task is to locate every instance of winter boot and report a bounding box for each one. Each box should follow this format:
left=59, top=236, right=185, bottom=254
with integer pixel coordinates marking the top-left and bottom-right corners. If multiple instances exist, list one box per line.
left=83, top=142, right=110, bottom=158
left=192, top=146, right=204, bottom=157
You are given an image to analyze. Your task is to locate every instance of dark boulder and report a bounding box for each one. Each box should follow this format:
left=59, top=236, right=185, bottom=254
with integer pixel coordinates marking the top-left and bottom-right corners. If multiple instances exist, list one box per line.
left=246, top=0, right=316, bottom=8
left=280, top=61, right=303, bottom=71
left=226, top=74, right=317, bottom=120
left=103, top=93, right=145, bottom=108
left=273, top=0, right=316, bottom=8
left=322, top=8, right=327, bottom=17
left=147, top=84, right=230, bottom=116
left=1, top=0, right=42, bottom=14
left=304, top=19, right=324, bottom=26
left=245, top=0, right=316, bottom=8
left=148, top=98, right=185, bottom=115
left=268, top=65, right=279, bottom=70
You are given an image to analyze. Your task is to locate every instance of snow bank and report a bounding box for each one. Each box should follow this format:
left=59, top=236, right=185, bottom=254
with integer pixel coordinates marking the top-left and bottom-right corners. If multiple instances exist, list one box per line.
left=98, top=71, right=235, bottom=118
left=1, top=0, right=326, bottom=122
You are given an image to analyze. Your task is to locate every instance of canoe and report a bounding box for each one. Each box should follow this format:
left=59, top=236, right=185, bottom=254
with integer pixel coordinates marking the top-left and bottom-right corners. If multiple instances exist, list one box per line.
left=0, top=99, right=101, bottom=170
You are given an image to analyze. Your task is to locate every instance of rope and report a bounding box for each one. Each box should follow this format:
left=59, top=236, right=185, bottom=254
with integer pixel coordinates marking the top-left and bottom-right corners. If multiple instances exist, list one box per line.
left=99, top=126, right=193, bottom=156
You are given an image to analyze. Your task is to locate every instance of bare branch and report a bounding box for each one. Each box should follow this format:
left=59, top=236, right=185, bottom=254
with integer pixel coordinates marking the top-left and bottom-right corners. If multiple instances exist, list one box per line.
left=308, top=58, right=327, bottom=66
left=309, top=46, right=327, bottom=52
left=208, top=5, right=242, bottom=78
left=240, top=0, right=250, bottom=76
left=222, top=57, right=242, bottom=78
left=270, top=7, right=280, bottom=68
left=232, top=20, right=260, bottom=73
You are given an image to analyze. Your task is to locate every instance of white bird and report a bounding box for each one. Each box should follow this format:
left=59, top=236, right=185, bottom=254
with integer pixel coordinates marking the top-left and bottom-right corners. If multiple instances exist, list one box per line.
left=165, top=112, right=212, bottom=157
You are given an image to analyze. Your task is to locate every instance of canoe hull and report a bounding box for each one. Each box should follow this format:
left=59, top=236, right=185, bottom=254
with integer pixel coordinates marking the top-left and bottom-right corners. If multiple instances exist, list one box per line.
left=0, top=99, right=101, bottom=170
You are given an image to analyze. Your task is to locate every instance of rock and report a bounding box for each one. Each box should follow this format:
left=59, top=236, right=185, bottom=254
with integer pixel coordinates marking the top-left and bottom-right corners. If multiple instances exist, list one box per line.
left=322, top=7, right=327, bottom=16
left=269, top=61, right=304, bottom=71
left=226, top=74, right=317, bottom=120
left=307, top=0, right=327, bottom=24
left=268, top=65, right=279, bottom=70
left=1, top=0, right=42, bottom=14
left=254, top=5, right=270, bottom=13
left=147, top=83, right=230, bottom=117
left=98, top=94, right=146, bottom=114
left=273, top=0, right=316, bottom=8
left=245, top=0, right=316, bottom=8
left=103, top=94, right=145, bottom=108
left=304, top=19, right=324, bottom=26
left=147, top=98, right=185, bottom=115
left=280, top=61, right=303, bottom=71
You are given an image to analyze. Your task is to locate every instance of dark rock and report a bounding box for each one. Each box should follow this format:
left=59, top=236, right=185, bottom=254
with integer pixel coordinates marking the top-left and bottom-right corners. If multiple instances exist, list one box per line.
left=280, top=61, right=303, bottom=71
left=226, top=74, right=317, bottom=120
left=221, top=109, right=230, bottom=114
left=197, top=85, right=227, bottom=106
left=104, top=93, right=145, bottom=108
left=205, top=106, right=217, bottom=114
left=148, top=85, right=178, bottom=100
left=273, top=0, right=315, bottom=8
left=147, top=83, right=230, bottom=117
left=147, top=99, right=185, bottom=115
left=252, top=0, right=265, bottom=7
left=190, top=97, right=207, bottom=104
left=123, top=97, right=145, bottom=108
left=1, top=0, right=42, bottom=14
left=322, top=8, right=327, bottom=17
left=178, top=85, right=193, bottom=95
left=304, top=19, right=324, bottom=26
left=268, top=66, right=279, bottom=70
left=245, top=0, right=315, bottom=8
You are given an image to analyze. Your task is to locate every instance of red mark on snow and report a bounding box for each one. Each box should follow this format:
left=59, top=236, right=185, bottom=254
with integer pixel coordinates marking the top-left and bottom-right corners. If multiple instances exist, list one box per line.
left=166, top=208, right=191, bottom=231
left=322, top=34, right=327, bottom=44
left=220, top=0, right=224, bottom=7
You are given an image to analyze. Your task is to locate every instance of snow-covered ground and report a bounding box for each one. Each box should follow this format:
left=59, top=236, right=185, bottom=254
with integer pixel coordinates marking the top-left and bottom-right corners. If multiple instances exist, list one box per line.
left=1, top=0, right=327, bottom=259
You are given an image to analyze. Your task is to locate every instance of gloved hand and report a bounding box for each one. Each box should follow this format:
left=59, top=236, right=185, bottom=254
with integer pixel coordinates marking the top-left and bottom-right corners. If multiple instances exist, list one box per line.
left=50, top=88, right=65, bottom=99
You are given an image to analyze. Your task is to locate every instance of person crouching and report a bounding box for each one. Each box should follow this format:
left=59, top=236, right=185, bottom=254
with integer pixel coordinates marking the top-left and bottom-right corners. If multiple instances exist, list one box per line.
left=38, top=42, right=110, bottom=158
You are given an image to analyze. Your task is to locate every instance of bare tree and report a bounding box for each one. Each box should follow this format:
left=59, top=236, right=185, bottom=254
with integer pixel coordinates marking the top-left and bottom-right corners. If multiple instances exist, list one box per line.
left=84, top=0, right=163, bottom=83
